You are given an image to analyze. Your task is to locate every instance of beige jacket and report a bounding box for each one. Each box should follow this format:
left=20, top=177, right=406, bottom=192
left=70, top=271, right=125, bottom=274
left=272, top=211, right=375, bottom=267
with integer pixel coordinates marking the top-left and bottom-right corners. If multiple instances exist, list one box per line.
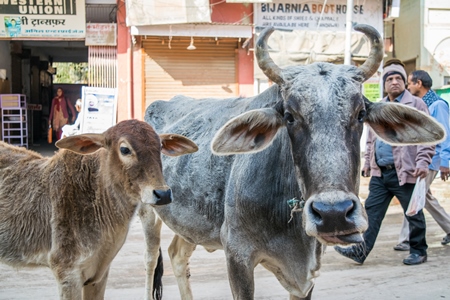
left=364, top=90, right=435, bottom=186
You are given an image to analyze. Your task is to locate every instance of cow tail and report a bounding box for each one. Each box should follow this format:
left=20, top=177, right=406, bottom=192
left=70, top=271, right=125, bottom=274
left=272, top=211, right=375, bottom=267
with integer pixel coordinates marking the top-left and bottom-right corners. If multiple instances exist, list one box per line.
left=152, top=247, right=164, bottom=300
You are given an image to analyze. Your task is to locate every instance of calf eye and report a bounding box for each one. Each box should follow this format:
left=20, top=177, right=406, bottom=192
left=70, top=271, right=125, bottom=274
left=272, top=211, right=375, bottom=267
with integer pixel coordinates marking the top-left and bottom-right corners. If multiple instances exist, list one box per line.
left=284, top=112, right=295, bottom=125
left=120, top=146, right=132, bottom=155
left=357, top=109, right=366, bottom=122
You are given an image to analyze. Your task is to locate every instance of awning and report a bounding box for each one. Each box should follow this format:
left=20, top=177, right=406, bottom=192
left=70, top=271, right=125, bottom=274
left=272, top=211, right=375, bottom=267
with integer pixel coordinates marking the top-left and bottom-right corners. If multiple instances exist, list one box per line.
left=130, top=23, right=253, bottom=38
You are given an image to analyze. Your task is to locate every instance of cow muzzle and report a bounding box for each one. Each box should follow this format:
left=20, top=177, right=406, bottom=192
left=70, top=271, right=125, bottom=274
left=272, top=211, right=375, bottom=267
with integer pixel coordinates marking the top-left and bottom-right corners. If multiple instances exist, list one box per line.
left=303, top=191, right=368, bottom=245
left=142, top=187, right=173, bottom=206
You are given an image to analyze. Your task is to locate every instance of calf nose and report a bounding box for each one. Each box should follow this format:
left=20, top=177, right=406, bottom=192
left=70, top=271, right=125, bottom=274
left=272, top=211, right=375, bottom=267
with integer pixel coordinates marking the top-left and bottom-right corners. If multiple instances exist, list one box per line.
left=153, top=189, right=173, bottom=206
left=311, top=199, right=356, bottom=231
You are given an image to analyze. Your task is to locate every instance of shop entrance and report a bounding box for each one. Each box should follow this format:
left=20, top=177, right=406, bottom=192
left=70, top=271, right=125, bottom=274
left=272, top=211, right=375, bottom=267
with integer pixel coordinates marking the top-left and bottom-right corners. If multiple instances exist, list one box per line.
left=9, top=40, right=88, bottom=144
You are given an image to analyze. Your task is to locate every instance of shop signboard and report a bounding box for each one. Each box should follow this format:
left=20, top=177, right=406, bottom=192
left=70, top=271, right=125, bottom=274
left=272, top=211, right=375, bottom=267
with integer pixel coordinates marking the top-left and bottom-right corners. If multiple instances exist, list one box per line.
left=254, top=0, right=383, bottom=34
left=85, top=23, right=116, bottom=46
left=80, top=86, right=117, bottom=134
left=226, top=0, right=270, bottom=2
left=27, top=103, right=42, bottom=111
left=363, top=75, right=382, bottom=102
left=0, top=0, right=86, bottom=39
left=126, top=0, right=211, bottom=26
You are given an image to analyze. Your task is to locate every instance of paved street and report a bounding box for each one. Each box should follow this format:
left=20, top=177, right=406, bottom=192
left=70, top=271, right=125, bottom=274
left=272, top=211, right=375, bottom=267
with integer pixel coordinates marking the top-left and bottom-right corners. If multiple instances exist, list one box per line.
left=1, top=144, right=449, bottom=299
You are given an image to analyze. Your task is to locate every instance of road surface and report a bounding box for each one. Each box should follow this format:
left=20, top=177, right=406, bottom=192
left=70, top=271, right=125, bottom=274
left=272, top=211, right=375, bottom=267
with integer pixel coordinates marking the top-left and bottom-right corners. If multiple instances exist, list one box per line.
left=1, top=176, right=449, bottom=300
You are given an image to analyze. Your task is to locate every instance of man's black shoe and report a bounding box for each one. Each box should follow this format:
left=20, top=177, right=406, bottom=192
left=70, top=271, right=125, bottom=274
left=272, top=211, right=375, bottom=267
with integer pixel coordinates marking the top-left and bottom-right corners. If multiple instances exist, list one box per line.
left=334, top=245, right=365, bottom=264
left=403, top=253, right=427, bottom=265
left=441, top=234, right=450, bottom=245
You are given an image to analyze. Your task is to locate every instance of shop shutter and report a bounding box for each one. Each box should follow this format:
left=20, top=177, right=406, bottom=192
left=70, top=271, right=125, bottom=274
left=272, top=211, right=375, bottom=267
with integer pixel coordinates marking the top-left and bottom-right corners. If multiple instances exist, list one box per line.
left=88, top=46, right=117, bottom=88
left=143, top=37, right=238, bottom=107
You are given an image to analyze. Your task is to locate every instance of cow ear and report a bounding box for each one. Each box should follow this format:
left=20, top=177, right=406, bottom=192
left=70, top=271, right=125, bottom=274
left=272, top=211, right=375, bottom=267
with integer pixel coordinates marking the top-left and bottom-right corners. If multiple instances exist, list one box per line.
left=211, top=108, right=284, bottom=155
left=159, top=134, right=198, bottom=157
left=55, top=134, right=105, bottom=154
left=365, top=101, right=445, bottom=145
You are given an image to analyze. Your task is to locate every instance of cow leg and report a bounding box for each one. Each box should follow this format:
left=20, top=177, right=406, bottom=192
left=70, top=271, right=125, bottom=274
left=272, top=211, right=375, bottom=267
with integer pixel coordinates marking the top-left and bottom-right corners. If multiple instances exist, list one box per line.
left=224, top=247, right=256, bottom=300
left=82, top=269, right=109, bottom=300
left=168, top=234, right=196, bottom=300
left=139, top=204, right=163, bottom=300
left=292, top=285, right=313, bottom=300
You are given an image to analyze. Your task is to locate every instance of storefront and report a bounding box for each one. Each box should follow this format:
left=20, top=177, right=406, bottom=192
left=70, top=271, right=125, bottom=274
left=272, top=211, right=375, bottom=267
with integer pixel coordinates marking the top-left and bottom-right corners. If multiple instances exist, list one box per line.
left=253, top=0, right=383, bottom=99
left=126, top=0, right=254, bottom=114
left=141, top=34, right=248, bottom=107
left=0, top=0, right=117, bottom=143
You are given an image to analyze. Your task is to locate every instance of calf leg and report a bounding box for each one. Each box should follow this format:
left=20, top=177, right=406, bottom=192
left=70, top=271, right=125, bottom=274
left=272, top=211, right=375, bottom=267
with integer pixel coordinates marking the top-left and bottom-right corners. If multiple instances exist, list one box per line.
left=82, top=269, right=109, bottom=300
left=168, top=234, right=196, bottom=300
left=52, top=270, right=83, bottom=300
left=139, top=204, right=163, bottom=300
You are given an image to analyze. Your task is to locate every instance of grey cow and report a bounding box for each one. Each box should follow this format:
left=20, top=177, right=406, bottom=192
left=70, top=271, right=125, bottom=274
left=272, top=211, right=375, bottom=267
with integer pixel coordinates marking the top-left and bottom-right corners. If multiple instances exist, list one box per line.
left=140, top=24, right=445, bottom=300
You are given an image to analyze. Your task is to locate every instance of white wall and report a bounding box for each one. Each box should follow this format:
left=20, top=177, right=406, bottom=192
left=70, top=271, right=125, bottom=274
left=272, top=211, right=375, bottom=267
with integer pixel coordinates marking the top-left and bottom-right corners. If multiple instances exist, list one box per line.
left=422, top=0, right=450, bottom=88
left=388, top=0, right=450, bottom=89
left=393, top=0, right=421, bottom=62
left=0, top=41, right=11, bottom=81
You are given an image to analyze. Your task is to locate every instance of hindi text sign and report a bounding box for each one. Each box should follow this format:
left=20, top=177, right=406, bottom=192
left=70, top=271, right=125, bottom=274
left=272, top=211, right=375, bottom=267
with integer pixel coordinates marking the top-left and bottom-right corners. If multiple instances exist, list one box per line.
left=85, top=23, right=116, bottom=46
left=0, top=0, right=86, bottom=39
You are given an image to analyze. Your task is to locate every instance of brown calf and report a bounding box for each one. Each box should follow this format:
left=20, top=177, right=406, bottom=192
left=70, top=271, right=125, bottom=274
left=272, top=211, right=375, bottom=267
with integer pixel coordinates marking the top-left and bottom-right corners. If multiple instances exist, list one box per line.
left=0, top=119, right=198, bottom=300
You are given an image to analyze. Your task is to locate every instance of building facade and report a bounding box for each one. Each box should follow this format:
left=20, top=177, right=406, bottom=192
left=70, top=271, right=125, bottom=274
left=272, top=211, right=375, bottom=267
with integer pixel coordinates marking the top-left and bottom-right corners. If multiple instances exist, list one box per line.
left=117, top=0, right=254, bottom=121
left=384, top=0, right=450, bottom=95
left=0, top=0, right=118, bottom=141
left=0, top=0, right=392, bottom=140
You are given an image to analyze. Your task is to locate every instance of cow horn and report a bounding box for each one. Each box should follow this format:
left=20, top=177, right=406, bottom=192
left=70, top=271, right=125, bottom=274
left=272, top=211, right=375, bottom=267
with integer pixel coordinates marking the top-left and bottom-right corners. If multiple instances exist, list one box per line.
left=256, top=27, right=284, bottom=85
left=354, top=24, right=384, bottom=82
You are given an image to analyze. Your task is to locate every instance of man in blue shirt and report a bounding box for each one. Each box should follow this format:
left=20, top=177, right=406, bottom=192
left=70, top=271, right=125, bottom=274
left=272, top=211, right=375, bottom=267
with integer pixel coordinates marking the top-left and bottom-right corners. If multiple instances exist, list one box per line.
left=394, top=70, right=450, bottom=251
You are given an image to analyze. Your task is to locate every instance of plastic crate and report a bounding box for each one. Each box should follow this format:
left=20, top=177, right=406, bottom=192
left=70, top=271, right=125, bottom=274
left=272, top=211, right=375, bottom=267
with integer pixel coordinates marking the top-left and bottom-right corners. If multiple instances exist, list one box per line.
left=0, top=94, right=26, bottom=108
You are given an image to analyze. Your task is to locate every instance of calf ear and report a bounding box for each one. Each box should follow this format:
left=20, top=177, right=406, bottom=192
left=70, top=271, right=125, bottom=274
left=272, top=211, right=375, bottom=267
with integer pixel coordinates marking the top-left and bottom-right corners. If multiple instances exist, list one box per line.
left=211, top=108, right=284, bottom=155
left=55, top=134, right=105, bottom=154
left=364, top=100, right=446, bottom=145
left=160, top=134, right=198, bottom=156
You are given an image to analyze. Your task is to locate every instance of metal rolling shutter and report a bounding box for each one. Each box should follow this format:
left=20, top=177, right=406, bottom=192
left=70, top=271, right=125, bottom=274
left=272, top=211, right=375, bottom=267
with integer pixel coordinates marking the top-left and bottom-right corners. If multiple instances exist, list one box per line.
left=143, top=37, right=238, bottom=107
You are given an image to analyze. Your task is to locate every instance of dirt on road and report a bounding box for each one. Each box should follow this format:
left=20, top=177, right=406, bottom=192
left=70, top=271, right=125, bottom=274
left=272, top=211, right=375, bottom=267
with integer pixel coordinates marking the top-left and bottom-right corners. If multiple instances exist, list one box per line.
left=1, top=176, right=449, bottom=300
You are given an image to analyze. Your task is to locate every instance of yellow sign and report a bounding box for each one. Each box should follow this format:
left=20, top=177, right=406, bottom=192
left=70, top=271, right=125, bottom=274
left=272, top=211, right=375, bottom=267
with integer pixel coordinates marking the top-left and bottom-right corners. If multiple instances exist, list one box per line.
left=363, top=83, right=381, bottom=102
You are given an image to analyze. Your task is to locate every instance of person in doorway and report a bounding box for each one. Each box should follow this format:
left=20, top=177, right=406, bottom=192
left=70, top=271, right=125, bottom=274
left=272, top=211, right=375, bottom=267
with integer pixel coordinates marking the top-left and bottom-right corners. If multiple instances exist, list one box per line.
left=49, top=88, right=76, bottom=141
left=334, top=63, right=435, bottom=265
left=60, top=99, right=83, bottom=140
left=393, top=70, right=450, bottom=251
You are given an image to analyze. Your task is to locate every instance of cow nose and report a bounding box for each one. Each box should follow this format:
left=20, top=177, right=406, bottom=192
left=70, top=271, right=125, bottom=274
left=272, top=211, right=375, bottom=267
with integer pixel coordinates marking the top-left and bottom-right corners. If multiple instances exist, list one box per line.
left=153, top=189, right=173, bottom=206
left=310, top=199, right=356, bottom=230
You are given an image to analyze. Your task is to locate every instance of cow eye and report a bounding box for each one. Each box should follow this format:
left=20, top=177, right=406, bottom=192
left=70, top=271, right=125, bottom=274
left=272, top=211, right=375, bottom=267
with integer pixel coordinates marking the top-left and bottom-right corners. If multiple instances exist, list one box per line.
left=284, top=112, right=295, bottom=125
left=120, top=146, right=132, bottom=155
left=358, top=109, right=366, bottom=122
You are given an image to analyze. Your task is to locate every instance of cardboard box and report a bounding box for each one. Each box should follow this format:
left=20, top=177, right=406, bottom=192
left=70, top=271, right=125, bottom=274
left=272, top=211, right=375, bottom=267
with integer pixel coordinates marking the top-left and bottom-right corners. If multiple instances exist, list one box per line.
left=0, top=79, right=11, bottom=94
